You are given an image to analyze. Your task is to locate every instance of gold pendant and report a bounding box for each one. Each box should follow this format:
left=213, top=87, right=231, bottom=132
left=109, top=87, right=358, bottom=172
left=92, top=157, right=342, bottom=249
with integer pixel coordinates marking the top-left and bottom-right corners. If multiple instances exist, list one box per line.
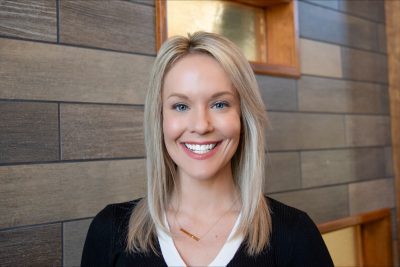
left=180, top=228, right=200, bottom=241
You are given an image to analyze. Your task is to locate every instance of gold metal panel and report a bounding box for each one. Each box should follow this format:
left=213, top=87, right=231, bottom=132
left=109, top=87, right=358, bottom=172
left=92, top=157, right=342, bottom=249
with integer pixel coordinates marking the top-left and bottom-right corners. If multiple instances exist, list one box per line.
left=322, top=226, right=362, bottom=267
left=167, top=0, right=267, bottom=62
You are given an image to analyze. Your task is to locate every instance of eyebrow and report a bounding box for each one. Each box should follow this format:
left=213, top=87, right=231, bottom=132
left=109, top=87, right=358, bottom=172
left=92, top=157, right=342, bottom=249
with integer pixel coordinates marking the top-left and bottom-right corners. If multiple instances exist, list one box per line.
left=167, top=91, right=236, bottom=100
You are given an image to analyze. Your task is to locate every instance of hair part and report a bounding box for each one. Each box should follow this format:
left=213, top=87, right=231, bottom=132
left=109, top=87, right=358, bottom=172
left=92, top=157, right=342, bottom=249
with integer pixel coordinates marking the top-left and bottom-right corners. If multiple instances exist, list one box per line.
left=127, top=31, right=271, bottom=255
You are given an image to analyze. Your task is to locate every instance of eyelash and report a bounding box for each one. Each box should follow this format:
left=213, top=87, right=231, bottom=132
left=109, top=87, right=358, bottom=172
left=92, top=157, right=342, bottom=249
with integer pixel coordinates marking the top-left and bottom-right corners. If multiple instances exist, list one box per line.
left=172, top=103, right=189, bottom=112
left=212, top=101, right=229, bottom=109
left=171, top=101, right=230, bottom=112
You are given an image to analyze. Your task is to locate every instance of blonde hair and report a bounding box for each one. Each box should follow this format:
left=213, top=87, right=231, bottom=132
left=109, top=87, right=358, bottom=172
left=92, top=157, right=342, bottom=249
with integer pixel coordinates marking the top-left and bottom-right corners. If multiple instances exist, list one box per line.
left=127, top=31, right=271, bottom=255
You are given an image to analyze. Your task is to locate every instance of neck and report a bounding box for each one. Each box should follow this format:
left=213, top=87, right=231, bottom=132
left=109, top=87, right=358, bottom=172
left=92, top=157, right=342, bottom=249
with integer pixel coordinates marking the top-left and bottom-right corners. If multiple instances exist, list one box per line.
left=171, top=165, right=239, bottom=214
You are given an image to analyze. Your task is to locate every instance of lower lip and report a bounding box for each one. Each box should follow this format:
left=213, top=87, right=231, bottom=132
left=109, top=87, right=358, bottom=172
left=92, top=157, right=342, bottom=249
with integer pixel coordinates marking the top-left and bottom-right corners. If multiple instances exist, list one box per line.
left=180, top=142, right=221, bottom=160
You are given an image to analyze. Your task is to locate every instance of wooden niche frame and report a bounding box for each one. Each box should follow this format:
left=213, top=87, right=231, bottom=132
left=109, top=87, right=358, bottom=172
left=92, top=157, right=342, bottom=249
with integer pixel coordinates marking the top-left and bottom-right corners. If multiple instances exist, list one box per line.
left=156, top=0, right=300, bottom=78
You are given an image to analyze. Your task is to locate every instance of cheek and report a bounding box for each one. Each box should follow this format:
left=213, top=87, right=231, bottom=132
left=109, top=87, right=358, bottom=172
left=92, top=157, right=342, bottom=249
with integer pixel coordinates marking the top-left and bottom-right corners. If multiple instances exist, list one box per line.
left=216, top=113, right=241, bottom=139
left=162, top=112, right=184, bottom=142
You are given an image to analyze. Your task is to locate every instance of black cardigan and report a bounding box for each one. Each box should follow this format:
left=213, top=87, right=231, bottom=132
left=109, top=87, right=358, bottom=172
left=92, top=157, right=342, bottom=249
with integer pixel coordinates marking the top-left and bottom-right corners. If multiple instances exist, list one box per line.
left=81, top=197, right=334, bottom=267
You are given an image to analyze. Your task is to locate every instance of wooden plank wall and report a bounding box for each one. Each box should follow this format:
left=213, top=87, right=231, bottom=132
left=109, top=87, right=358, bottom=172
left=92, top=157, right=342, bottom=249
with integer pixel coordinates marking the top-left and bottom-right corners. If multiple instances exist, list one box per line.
left=0, top=0, right=396, bottom=266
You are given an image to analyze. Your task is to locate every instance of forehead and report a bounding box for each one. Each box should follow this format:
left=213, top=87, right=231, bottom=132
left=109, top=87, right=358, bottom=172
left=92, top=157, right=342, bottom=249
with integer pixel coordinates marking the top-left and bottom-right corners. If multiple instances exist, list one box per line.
left=163, top=53, right=236, bottom=96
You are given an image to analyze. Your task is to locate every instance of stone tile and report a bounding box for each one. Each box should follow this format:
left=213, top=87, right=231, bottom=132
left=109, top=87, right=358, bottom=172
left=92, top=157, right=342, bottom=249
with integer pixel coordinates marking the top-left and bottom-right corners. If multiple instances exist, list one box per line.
left=302, top=0, right=339, bottom=9
left=0, top=159, right=146, bottom=228
left=129, top=0, right=154, bottom=5
left=270, top=185, right=348, bottom=223
left=300, top=38, right=342, bottom=78
left=345, top=115, right=391, bottom=146
left=60, top=104, right=145, bottom=160
left=265, top=152, right=301, bottom=193
left=339, top=0, right=385, bottom=23
left=378, top=23, right=387, bottom=53
left=0, top=101, right=59, bottom=164
left=0, top=224, right=61, bottom=266
left=301, top=147, right=386, bottom=188
left=0, top=38, right=153, bottom=104
left=266, top=112, right=346, bottom=151
left=60, top=0, right=155, bottom=54
left=341, top=47, right=388, bottom=84
left=0, top=0, right=56, bottom=41
left=298, top=76, right=389, bottom=114
left=348, top=178, right=395, bottom=215
left=255, top=75, right=297, bottom=111
left=63, top=219, right=92, bottom=267
left=299, top=2, right=379, bottom=51
left=385, top=147, right=394, bottom=177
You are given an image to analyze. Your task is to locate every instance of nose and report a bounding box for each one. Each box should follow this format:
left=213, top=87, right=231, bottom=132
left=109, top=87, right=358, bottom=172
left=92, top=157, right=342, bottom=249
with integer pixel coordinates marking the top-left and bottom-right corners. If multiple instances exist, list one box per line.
left=189, top=108, right=214, bottom=134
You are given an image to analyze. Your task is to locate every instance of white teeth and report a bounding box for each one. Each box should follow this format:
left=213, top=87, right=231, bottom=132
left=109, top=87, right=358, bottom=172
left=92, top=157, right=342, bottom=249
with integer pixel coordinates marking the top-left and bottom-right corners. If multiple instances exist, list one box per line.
left=184, top=143, right=217, bottom=154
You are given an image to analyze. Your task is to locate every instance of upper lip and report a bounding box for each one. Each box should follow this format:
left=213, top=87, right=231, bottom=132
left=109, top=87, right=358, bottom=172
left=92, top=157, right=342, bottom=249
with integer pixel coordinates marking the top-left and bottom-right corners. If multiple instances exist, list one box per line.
left=181, top=141, right=220, bottom=144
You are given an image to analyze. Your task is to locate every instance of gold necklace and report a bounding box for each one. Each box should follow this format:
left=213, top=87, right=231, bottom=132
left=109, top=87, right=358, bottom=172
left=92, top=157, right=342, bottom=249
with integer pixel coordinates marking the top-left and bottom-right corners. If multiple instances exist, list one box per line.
left=173, top=198, right=239, bottom=242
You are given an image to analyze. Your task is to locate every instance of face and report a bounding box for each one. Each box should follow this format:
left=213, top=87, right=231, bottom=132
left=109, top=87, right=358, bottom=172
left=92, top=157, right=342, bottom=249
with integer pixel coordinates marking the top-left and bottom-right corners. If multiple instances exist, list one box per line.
left=162, top=53, right=241, bottom=182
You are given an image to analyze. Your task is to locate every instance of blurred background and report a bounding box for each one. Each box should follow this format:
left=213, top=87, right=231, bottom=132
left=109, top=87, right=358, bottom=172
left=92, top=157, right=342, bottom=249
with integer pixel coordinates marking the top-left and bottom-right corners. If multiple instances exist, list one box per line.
left=0, top=0, right=399, bottom=266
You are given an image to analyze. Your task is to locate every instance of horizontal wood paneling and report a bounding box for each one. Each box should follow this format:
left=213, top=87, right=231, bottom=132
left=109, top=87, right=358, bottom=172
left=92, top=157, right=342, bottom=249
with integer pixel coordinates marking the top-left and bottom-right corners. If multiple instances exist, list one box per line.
left=256, top=75, right=297, bottom=111
left=385, top=147, right=394, bottom=177
left=300, top=2, right=380, bottom=51
left=301, top=147, right=386, bottom=188
left=63, top=219, right=92, bottom=267
left=0, top=101, right=58, bottom=164
left=61, top=104, right=145, bottom=160
left=270, top=185, right=349, bottom=223
left=0, top=0, right=56, bottom=41
left=0, top=38, right=153, bottom=104
left=265, top=152, right=301, bottom=193
left=345, top=115, right=391, bottom=146
left=0, top=159, right=146, bottom=228
left=341, top=47, right=388, bottom=84
left=300, top=38, right=342, bottom=78
left=339, top=0, right=385, bottom=23
left=59, top=0, right=155, bottom=54
left=378, top=24, right=387, bottom=53
left=0, top=224, right=61, bottom=266
left=298, top=76, right=389, bottom=114
left=349, top=179, right=395, bottom=215
left=267, top=112, right=346, bottom=151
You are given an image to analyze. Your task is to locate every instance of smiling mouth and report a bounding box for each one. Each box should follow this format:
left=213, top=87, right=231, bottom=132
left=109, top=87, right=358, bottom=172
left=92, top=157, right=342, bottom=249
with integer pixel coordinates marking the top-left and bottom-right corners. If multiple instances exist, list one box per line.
left=184, top=143, right=218, bottom=154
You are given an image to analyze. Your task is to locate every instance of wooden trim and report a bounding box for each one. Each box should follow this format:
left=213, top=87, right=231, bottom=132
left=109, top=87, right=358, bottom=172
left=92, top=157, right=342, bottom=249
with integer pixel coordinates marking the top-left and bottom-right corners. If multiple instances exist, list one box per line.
left=355, top=225, right=364, bottom=267
left=385, top=2, right=400, bottom=256
left=250, top=61, right=300, bottom=77
left=155, top=0, right=167, bottom=51
left=362, top=215, right=393, bottom=267
left=265, top=1, right=297, bottom=66
left=318, top=208, right=393, bottom=267
left=155, top=0, right=300, bottom=78
left=318, top=208, right=391, bottom=234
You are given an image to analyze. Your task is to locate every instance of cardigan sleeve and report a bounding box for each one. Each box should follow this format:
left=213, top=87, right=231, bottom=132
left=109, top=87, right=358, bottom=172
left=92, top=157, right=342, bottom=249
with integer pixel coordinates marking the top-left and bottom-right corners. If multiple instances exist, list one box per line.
left=288, top=212, right=334, bottom=267
left=81, top=205, right=115, bottom=267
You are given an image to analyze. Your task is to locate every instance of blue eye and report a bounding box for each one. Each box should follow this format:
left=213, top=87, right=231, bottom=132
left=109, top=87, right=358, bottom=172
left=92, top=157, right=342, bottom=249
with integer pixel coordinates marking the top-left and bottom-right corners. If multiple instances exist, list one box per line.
left=212, top=101, right=229, bottom=109
left=173, top=103, right=189, bottom=112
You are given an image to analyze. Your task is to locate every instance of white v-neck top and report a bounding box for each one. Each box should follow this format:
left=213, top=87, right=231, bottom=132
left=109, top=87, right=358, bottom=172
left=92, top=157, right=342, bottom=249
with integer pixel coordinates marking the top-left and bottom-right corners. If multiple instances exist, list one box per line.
left=157, top=213, right=243, bottom=267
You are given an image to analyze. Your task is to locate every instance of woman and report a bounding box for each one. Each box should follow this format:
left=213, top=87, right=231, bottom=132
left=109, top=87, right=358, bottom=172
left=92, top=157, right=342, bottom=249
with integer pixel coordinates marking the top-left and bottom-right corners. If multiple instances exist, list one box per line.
left=81, top=31, right=333, bottom=267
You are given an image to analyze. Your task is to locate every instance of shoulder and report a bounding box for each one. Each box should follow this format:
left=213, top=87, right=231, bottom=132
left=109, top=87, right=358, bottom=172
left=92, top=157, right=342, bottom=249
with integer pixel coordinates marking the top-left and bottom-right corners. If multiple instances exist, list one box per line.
left=265, top=196, right=334, bottom=267
left=81, top=198, right=143, bottom=266
left=266, top=196, right=312, bottom=230
left=266, top=196, right=320, bottom=238
left=91, top=198, right=142, bottom=231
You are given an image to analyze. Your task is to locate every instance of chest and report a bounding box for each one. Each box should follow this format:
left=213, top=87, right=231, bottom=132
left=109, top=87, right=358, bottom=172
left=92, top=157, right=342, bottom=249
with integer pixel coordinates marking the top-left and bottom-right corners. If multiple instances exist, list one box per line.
left=173, top=229, right=232, bottom=266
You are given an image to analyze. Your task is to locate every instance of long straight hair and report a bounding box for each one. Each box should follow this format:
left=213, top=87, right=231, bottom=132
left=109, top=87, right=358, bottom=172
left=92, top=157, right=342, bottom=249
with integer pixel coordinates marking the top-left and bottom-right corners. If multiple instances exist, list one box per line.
left=127, top=31, right=271, bottom=255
